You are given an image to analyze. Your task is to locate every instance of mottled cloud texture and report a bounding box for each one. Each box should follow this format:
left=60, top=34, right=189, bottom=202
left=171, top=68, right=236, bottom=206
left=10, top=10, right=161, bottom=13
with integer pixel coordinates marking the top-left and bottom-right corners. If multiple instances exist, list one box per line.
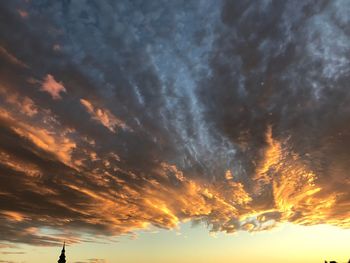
left=0, top=0, right=349, bottom=246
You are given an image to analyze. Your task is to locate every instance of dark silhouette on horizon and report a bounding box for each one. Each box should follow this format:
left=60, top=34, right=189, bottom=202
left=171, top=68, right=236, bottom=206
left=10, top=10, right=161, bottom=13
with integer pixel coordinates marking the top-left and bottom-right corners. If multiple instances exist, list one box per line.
left=54, top=243, right=349, bottom=263
left=57, top=242, right=66, bottom=263
left=325, top=260, right=350, bottom=263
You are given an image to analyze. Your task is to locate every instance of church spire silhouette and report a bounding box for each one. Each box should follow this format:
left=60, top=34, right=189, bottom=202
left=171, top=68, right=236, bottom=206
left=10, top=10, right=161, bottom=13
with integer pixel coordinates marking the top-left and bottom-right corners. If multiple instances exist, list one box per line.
left=57, top=242, right=66, bottom=263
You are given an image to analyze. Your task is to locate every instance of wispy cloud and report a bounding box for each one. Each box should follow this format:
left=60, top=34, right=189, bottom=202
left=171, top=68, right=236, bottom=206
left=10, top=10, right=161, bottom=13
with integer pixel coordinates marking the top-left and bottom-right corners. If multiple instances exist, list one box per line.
left=0, top=252, right=25, bottom=255
left=0, top=46, right=28, bottom=68
left=80, top=99, right=129, bottom=133
left=74, top=259, right=106, bottom=263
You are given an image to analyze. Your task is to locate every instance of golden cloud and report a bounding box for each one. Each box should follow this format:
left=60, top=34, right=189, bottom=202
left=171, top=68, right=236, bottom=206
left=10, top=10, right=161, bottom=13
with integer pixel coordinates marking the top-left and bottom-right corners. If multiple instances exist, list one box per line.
left=80, top=99, right=130, bottom=133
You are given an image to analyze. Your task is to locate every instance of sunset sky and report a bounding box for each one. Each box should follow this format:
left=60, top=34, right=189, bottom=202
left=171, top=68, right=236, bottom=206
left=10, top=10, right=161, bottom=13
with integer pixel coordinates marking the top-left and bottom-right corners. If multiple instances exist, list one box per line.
left=0, top=1, right=349, bottom=263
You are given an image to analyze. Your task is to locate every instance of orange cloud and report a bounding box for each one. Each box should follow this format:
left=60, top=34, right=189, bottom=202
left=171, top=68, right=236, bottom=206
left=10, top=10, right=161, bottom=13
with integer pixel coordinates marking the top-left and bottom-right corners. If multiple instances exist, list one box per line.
left=1, top=211, right=25, bottom=222
left=40, top=74, right=66, bottom=100
left=0, top=108, right=75, bottom=167
left=0, top=86, right=38, bottom=116
left=0, top=151, right=41, bottom=177
left=80, top=99, right=129, bottom=133
left=245, top=126, right=350, bottom=231
left=0, top=89, right=348, bottom=246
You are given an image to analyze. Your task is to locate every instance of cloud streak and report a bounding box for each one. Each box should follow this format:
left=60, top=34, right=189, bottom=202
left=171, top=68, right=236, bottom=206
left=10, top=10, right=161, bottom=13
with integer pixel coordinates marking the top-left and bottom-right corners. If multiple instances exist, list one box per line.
left=0, top=0, right=349, bottom=247
left=80, top=99, right=129, bottom=133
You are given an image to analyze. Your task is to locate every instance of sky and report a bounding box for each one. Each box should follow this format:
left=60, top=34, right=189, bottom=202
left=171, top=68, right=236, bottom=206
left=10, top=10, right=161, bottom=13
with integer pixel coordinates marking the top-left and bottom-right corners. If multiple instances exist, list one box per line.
left=0, top=0, right=349, bottom=262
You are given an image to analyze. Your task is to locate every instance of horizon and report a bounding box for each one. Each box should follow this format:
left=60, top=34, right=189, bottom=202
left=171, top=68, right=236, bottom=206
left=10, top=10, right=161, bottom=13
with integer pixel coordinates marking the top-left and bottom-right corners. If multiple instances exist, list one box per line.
left=0, top=0, right=349, bottom=262
left=2, top=223, right=350, bottom=263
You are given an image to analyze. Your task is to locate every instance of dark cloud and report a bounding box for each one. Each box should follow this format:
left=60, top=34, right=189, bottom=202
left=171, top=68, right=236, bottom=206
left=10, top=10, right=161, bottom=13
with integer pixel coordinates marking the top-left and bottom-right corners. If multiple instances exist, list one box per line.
left=0, top=0, right=349, bottom=246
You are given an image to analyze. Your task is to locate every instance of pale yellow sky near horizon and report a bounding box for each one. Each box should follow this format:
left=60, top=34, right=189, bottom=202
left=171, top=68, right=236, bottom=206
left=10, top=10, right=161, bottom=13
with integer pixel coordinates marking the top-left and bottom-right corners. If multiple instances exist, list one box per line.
left=1, top=222, right=349, bottom=263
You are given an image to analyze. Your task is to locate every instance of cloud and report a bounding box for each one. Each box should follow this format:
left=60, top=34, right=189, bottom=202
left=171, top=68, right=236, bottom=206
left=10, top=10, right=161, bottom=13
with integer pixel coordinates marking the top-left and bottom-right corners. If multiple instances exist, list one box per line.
left=0, top=46, right=28, bottom=68
left=0, top=108, right=76, bottom=167
left=87, top=259, right=106, bottom=263
left=0, top=86, right=38, bottom=117
left=17, top=9, right=28, bottom=19
left=80, top=99, right=129, bottom=133
left=0, top=252, right=25, bottom=255
left=74, top=259, right=106, bottom=263
left=40, top=74, right=66, bottom=100
left=0, top=0, right=349, bottom=247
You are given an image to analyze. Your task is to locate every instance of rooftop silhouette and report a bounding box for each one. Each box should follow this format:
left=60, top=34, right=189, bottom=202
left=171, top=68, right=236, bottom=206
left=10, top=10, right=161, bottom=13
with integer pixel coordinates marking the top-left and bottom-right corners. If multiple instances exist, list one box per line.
left=324, top=260, right=350, bottom=263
